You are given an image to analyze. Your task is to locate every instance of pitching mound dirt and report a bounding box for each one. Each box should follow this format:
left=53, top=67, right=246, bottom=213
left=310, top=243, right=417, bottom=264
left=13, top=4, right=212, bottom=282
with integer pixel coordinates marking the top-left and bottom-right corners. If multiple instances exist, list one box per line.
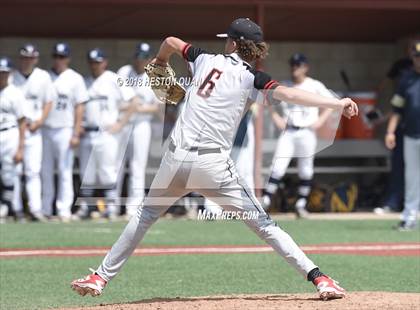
left=63, top=292, right=420, bottom=310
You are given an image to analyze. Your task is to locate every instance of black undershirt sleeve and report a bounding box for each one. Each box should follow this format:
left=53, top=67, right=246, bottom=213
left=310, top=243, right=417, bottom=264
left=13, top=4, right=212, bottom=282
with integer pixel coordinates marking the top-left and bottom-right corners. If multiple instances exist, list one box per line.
left=251, top=69, right=279, bottom=91
left=251, top=69, right=280, bottom=104
left=182, top=43, right=208, bottom=62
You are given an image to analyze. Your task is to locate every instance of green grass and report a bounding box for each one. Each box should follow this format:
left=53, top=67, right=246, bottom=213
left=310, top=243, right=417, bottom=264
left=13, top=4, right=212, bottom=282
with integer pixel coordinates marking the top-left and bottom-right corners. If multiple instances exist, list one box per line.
left=1, top=219, right=419, bottom=248
left=0, top=219, right=419, bottom=309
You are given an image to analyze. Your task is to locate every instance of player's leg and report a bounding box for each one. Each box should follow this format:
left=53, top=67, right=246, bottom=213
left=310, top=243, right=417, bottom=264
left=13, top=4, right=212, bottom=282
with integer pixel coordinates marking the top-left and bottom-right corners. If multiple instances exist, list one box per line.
left=12, top=164, right=24, bottom=220
left=77, top=133, right=96, bottom=218
left=127, top=121, right=152, bottom=216
left=399, top=136, right=420, bottom=230
left=97, top=132, right=121, bottom=218
left=114, top=125, right=131, bottom=213
left=72, top=150, right=189, bottom=295
left=295, top=129, right=317, bottom=218
left=197, top=155, right=345, bottom=300
left=0, top=129, right=19, bottom=221
left=262, top=131, right=294, bottom=209
left=41, top=128, right=56, bottom=217
left=24, top=133, right=44, bottom=220
left=55, top=128, right=74, bottom=220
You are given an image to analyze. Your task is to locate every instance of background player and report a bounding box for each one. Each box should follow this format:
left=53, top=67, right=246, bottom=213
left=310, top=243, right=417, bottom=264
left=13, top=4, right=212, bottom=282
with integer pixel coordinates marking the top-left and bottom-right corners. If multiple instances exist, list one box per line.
left=385, top=41, right=420, bottom=231
left=262, top=53, right=334, bottom=217
left=117, top=43, right=159, bottom=218
left=0, top=57, right=26, bottom=222
left=11, top=44, right=56, bottom=221
left=77, top=48, right=135, bottom=219
left=41, top=43, right=89, bottom=221
left=72, top=18, right=357, bottom=300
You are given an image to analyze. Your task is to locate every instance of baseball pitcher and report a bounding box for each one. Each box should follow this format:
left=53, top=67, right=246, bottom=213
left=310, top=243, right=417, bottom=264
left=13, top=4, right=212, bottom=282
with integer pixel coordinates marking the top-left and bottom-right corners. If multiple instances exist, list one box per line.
left=72, top=18, right=357, bottom=300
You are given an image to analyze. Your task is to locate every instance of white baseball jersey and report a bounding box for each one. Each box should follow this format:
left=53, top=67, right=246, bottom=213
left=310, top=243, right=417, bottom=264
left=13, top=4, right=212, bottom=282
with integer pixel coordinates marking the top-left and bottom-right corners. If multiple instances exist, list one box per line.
left=0, top=84, right=26, bottom=130
left=84, top=70, right=135, bottom=128
left=11, top=67, right=56, bottom=123
left=281, top=77, right=333, bottom=127
left=45, top=68, right=89, bottom=128
left=170, top=45, right=278, bottom=151
left=117, top=65, right=157, bottom=122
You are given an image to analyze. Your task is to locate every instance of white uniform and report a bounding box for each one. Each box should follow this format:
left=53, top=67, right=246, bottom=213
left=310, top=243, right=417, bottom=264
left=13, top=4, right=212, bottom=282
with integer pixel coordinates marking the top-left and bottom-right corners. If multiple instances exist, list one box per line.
left=11, top=68, right=56, bottom=216
left=264, top=77, right=334, bottom=211
left=117, top=65, right=157, bottom=214
left=0, top=84, right=25, bottom=215
left=95, top=45, right=318, bottom=282
left=79, top=70, right=135, bottom=214
left=41, top=68, right=89, bottom=218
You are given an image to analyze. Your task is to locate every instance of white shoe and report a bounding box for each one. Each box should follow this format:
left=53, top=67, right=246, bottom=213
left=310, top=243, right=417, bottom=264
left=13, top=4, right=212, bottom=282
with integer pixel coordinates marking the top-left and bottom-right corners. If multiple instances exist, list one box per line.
left=373, top=206, right=392, bottom=214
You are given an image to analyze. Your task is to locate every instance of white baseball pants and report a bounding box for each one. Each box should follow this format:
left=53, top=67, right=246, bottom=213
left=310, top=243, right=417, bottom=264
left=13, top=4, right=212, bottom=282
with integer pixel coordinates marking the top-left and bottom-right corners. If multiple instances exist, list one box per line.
left=271, top=128, right=317, bottom=180
left=96, top=148, right=317, bottom=281
left=79, top=131, right=120, bottom=215
left=41, top=127, right=74, bottom=217
left=79, top=131, right=119, bottom=186
left=16, top=131, right=43, bottom=215
left=126, top=121, right=152, bottom=215
left=0, top=128, right=19, bottom=211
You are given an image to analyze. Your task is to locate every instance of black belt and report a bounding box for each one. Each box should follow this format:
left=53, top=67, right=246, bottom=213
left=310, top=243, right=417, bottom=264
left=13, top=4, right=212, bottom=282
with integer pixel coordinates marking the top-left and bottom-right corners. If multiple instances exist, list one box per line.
left=0, top=125, right=17, bottom=132
left=84, top=126, right=100, bottom=132
left=286, top=124, right=306, bottom=131
left=169, top=141, right=221, bottom=156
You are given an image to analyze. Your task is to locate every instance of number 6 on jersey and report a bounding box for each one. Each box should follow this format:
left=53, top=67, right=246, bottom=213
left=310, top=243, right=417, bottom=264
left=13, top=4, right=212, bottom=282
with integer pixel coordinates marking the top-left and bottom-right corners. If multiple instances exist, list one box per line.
left=197, top=68, right=223, bottom=98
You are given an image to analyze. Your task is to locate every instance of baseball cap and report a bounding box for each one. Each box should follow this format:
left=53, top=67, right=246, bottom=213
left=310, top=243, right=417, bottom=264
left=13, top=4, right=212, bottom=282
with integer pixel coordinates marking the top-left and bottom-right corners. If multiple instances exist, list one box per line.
left=87, top=48, right=106, bottom=62
left=216, top=18, right=263, bottom=43
left=289, top=53, right=308, bottom=66
left=412, top=41, right=420, bottom=56
left=19, top=43, right=39, bottom=57
left=53, top=42, right=70, bottom=57
left=0, top=57, right=13, bottom=72
left=135, top=42, right=152, bottom=59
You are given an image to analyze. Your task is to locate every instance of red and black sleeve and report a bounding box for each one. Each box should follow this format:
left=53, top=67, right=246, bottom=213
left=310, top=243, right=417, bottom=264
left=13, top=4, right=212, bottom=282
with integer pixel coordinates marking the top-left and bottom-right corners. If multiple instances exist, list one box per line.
left=251, top=69, right=280, bottom=104
left=252, top=70, right=279, bottom=90
left=182, top=43, right=208, bottom=62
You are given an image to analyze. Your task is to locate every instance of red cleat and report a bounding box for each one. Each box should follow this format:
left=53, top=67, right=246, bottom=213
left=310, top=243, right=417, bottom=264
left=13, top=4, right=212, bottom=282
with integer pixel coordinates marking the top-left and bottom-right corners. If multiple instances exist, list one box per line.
left=314, top=275, right=346, bottom=300
left=71, top=269, right=107, bottom=297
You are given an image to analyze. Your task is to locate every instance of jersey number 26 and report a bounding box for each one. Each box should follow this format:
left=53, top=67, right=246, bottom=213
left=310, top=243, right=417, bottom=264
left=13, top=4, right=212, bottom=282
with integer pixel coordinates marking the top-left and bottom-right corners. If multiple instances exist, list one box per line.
left=197, top=68, right=223, bottom=98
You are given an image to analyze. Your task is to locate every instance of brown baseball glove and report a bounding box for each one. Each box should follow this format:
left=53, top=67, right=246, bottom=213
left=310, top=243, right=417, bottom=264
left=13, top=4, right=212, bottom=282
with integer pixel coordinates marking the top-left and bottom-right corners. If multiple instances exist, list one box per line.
left=144, top=62, right=186, bottom=105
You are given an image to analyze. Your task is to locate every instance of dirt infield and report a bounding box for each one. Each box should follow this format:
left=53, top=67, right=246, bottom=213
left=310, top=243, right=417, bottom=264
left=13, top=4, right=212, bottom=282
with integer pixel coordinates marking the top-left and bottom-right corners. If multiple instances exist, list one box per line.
left=1, top=242, right=419, bottom=258
left=61, top=292, right=420, bottom=310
